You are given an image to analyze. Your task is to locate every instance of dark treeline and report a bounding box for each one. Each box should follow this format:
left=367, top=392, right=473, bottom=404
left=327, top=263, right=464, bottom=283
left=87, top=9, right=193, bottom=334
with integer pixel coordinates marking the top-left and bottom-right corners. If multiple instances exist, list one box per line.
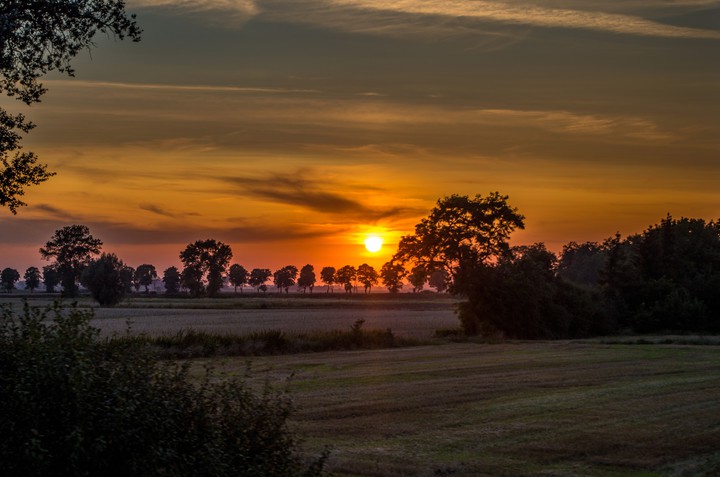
left=4, top=197, right=719, bottom=338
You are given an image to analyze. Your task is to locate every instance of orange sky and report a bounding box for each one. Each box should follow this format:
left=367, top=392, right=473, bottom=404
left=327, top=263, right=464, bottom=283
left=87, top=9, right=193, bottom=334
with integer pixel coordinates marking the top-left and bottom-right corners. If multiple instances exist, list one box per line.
left=1, top=0, right=719, bottom=274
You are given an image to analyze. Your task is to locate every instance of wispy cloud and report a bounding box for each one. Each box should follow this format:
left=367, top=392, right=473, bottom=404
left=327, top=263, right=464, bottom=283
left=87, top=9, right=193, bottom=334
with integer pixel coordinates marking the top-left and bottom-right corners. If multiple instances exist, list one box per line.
left=140, top=203, right=177, bottom=218
left=129, top=0, right=258, bottom=24
left=43, top=79, right=319, bottom=95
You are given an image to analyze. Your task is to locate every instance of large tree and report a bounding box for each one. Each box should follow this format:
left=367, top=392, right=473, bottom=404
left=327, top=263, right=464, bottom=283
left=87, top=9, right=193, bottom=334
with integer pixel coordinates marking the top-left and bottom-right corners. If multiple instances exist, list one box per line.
left=179, top=239, right=233, bottom=297
left=80, top=253, right=126, bottom=306
left=273, top=265, right=298, bottom=294
left=134, top=264, right=157, bottom=293
left=380, top=261, right=406, bottom=293
left=227, top=264, right=248, bottom=294
left=393, top=193, right=525, bottom=291
left=320, top=266, right=336, bottom=293
left=1, top=267, right=19, bottom=292
left=39, top=224, right=102, bottom=297
left=0, top=0, right=141, bottom=213
left=357, top=263, right=378, bottom=294
left=297, top=264, right=316, bottom=293
left=23, top=266, right=41, bottom=292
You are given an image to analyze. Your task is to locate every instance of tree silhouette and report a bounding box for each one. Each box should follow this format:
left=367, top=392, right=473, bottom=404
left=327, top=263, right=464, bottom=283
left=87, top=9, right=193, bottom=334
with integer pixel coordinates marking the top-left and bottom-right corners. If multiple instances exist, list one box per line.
left=228, top=264, right=248, bottom=294
left=273, top=265, right=298, bottom=294
left=134, top=264, right=157, bottom=293
left=249, top=268, right=272, bottom=293
left=380, top=261, right=407, bottom=293
left=336, top=265, right=357, bottom=293
left=179, top=239, right=233, bottom=297
left=320, top=266, right=336, bottom=293
left=81, top=253, right=126, bottom=306
left=119, top=265, right=135, bottom=293
left=408, top=265, right=427, bottom=293
left=357, top=263, right=378, bottom=294
left=39, top=225, right=102, bottom=297
left=297, top=264, right=316, bottom=293
left=1, top=267, right=19, bottom=292
left=23, top=266, right=41, bottom=292
left=162, top=266, right=181, bottom=294
left=42, top=265, right=59, bottom=293
left=0, top=0, right=140, bottom=213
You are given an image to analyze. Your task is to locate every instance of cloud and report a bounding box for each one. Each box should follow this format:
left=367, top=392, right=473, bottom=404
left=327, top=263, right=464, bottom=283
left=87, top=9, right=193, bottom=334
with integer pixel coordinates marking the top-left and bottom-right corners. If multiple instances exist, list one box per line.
left=129, top=0, right=258, bottom=24
left=222, top=172, right=416, bottom=220
left=261, top=0, right=720, bottom=40
left=140, top=203, right=176, bottom=218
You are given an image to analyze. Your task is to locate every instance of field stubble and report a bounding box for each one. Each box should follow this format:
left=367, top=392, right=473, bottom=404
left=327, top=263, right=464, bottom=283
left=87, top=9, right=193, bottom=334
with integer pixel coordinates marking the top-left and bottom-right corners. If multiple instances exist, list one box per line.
left=199, top=342, right=720, bottom=477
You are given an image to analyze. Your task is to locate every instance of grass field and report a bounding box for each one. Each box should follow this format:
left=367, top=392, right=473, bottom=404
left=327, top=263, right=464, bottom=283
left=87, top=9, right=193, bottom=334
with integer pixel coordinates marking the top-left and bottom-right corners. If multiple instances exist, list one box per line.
left=197, top=341, right=720, bottom=477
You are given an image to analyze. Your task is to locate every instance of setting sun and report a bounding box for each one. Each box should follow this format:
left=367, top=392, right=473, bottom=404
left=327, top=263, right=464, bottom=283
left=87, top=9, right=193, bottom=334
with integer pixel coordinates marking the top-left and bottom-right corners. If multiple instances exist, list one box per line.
left=364, top=235, right=383, bottom=253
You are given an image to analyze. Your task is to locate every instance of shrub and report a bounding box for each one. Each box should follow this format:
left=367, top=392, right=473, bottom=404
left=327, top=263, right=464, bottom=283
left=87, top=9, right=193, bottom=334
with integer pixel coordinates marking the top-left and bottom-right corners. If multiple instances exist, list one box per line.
left=0, top=301, right=326, bottom=477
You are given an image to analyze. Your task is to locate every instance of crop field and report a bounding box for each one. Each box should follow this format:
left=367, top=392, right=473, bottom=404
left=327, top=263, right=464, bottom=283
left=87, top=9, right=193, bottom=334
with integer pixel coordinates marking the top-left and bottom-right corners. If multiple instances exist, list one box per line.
left=198, top=341, right=720, bottom=477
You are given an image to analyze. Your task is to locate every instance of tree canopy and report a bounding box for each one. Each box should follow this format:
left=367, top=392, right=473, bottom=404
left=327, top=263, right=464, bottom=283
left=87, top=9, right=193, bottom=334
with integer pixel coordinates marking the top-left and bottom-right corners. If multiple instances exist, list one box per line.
left=179, top=239, right=232, bottom=297
left=273, top=265, right=298, bottom=294
left=0, top=0, right=141, bottom=212
left=39, top=224, right=102, bottom=297
left=81, top=253, right=127, bottom=306
left=228, top=264, right=248, bottom=293
left=297, top=264, right=316, bottom=293
left=1, top=267, right=19, bottom=292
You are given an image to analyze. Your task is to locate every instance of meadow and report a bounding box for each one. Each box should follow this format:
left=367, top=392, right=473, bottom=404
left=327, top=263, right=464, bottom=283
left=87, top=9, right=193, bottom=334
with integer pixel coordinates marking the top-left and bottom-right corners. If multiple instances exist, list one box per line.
left=3, top=293, right=719, bottom=476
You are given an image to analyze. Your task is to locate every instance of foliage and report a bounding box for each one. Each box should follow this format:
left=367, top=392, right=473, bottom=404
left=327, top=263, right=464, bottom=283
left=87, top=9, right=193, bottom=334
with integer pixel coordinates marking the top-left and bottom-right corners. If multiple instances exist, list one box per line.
left=335, top=265, right=357, bottom=293
left=1, top=267, right=19, bottom=292
left=380, top=261, right=407, bottom=293
left=297, top=264, right=316, bottom=293
left=42, top=265, right=59, bottom=293
left=161, top=266, right=181, bottom=294
left=179, top=239, right=233, bottom=297
left=81, top=253, right=127, bottom=306
left=393, top=193, right=525, bottom=290
left=0, top=301, right=326, bottom=477
left=558, top=241, right=608, bottom=287
left=428, top=268, right=449, bottom=293
left=0, top=0, right=141, bottom=212
left=249, top=268, right=272, bottom=293
left=356, top=263, right=378, bottom=293
left=273, top=265, right=298, bottom=294
left=119, top=265, right=135, bottom=293
left=320, top=266, right=336, bottom=293
left=134, top=264, right=157, bottom=293
left=603, top=215, right=720, bottom=333
left=23, top=266, right=40, bottom=292
left=39, top=224, right=102, bottom=297
left=228, top=264, right=248, bottom=293
left=408, top=265, right=427, bottom=293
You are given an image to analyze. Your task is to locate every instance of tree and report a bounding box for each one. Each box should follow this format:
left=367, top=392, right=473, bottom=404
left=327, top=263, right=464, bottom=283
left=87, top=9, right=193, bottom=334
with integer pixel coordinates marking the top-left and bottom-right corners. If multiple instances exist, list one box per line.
left=179, top=239, right=233, bottom=297
left=39, top=224, right=102, bottom=297
left=0, top=0, right=141, bottom=213
left=227, top=264, right=248, bottom=294
left=393, top=193, right=525, bottom=291
left=162, top=266, right=181, bottom=294
left=1, top=267, right=19, bottom=292
left=80, top=253, right=126, bottom=306
left=428, top=268, right=449, bottom=293
left=297, top=264, right=316, bottom=293
left=249, top=268, right=272, bottom=293
left=134, top=264, right=157, bottom=293
left=320, top=266, right=336, bottom=293
left=408, top=265, right=427, bottom=293
left=558, top=241, right=607, bottom=287
left=357, top=263, right=378, bottom=294
left=380, top=261, right=406, bottom=293
left=120, top=265, right=135, bottom=293
left=273, top=265, right=298, bottom=294
left=23, top=266, right=41, bottom=292
left=336, top=265, right=357, bottom=293
left=42, top=265, right=59, bottom=293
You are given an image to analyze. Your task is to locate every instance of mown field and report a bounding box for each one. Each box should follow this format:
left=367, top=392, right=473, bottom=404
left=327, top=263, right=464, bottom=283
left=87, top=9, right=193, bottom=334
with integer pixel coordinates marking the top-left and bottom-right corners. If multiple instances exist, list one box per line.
left=198, top=341, right=720, bottom=477
left=3, top=294, right=720, bottom=476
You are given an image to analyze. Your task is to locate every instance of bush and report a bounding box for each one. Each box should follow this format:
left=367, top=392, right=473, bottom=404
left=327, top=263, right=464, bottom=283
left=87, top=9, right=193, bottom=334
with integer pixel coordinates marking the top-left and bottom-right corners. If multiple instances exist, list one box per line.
left=0, top=302, right=326, bottom=477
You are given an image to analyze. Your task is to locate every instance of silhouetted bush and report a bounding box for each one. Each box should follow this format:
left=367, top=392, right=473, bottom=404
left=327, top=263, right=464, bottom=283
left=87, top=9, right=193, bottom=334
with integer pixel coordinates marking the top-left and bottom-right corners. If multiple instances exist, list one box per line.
left=0, top=302, right=326, bottom=477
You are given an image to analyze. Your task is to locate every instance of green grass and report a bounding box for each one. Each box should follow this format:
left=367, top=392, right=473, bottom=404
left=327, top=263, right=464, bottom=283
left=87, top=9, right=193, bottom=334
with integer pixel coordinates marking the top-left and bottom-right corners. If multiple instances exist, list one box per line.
left=196, top=341, right=720, bottom=476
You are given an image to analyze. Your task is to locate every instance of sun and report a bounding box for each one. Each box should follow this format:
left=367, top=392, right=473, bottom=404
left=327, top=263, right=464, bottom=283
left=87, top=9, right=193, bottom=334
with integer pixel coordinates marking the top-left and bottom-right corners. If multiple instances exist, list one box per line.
left=364, top=235, right=383, bottom=253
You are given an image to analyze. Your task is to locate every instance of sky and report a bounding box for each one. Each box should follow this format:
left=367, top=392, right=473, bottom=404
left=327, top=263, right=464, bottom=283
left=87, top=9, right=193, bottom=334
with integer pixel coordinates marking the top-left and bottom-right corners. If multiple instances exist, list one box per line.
left=1, top=0, right=719, bottom=273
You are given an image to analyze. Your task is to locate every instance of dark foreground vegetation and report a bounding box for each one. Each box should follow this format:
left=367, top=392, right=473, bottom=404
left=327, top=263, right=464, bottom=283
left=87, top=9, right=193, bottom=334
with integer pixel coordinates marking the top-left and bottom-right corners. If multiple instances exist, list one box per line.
left=0, top=302, right=326, bottom=477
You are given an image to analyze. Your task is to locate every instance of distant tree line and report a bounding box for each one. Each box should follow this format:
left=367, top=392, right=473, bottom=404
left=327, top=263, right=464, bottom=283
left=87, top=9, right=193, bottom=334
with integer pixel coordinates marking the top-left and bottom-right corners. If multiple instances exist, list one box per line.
left=6, top=199, right=719, bottom=337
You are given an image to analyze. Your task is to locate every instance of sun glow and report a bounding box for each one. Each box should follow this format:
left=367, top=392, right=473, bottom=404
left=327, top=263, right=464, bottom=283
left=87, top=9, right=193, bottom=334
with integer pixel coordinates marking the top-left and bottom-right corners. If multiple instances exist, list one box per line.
left=364, top=235, right=383, bottom=253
